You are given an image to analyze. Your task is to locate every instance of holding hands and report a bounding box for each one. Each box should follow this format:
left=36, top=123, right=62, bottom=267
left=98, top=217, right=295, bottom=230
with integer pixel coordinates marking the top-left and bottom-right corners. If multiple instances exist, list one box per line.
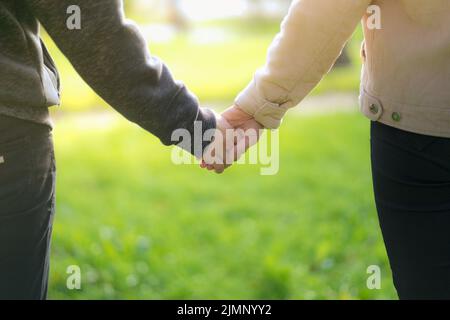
left=201, top=106, right=264, bottom=174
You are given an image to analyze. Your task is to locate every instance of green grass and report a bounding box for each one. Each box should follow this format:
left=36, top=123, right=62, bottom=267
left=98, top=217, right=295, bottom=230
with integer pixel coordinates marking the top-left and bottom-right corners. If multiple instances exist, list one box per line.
left=49, top=112, right=397, bottom=299
left=42, top=17, right=382, bottom=299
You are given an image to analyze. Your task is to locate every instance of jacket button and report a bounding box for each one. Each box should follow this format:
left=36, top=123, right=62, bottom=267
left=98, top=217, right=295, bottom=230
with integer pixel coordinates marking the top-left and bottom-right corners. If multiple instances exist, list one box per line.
left=369, top=104, right=379, bottom=114
left=392, top=112, right=401, bottom=122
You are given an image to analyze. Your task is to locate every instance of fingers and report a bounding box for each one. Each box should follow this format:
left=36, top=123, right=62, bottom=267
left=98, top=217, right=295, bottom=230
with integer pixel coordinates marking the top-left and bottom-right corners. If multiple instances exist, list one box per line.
left=204, top=142, right=232, bottom=174
left=202, top=127, right=227, bottom=174
left=202, top=129, right=259, bottom=174
left=200, top=109, right=264, bottom=174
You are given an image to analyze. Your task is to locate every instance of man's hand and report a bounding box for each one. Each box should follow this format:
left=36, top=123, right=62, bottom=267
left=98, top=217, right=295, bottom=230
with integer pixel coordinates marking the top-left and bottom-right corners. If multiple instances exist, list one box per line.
left=201, top=106, right=264, bottom=174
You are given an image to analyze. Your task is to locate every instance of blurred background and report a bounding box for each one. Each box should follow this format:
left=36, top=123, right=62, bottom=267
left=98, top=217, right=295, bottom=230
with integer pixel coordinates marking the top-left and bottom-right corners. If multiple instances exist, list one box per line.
left=46, top=0, right=396, bottom=299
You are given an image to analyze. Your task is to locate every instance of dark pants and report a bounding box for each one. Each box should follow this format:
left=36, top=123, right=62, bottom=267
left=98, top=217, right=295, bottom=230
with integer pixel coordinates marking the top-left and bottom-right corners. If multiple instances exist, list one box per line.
left=371, top=121, right=450, bottom=299
left=0, top=115, right=55, bottom=300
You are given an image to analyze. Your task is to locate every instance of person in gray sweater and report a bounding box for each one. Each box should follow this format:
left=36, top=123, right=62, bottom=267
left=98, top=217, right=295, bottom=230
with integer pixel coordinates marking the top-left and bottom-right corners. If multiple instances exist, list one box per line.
left=0, top=0, right=221, bottom=299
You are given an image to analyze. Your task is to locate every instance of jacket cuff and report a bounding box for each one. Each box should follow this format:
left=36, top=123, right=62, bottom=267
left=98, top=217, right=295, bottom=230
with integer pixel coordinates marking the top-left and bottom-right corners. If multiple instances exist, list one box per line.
left=235, top=81, right=288, bottom=129
left=172, top=107, right=217, bottom=159
left=191, top=107, right=217, bottom=158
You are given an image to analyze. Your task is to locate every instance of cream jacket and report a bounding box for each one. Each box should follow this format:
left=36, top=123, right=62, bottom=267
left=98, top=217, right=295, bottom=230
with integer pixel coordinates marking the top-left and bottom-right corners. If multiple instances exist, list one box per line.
left=235, top=0, right=450, bottom=137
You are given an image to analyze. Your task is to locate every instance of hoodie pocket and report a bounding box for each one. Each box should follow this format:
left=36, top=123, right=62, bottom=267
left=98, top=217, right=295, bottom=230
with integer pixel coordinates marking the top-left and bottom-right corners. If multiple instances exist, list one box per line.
left=40, top=40, right=60, bottom=106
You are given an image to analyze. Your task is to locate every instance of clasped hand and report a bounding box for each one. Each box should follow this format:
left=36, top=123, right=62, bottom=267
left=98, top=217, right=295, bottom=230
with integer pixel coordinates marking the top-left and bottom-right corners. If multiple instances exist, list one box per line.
left=200, top=105, right=264, bottom=174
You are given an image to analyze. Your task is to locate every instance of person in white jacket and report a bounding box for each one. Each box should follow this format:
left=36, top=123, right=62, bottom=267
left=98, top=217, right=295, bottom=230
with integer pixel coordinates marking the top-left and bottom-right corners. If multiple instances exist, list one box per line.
left=203, top=0, right=450, bottom=299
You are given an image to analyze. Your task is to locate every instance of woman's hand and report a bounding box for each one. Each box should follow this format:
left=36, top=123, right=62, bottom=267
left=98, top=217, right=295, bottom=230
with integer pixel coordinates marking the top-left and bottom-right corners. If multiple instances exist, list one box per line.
left=201, top=106, right=264, bottom=174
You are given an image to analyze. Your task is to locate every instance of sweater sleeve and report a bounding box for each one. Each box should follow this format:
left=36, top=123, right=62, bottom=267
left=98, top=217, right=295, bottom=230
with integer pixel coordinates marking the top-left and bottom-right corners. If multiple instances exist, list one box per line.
left=235, top=0, right=371, bottom=129
left=27, top=0, right=215, bottom=157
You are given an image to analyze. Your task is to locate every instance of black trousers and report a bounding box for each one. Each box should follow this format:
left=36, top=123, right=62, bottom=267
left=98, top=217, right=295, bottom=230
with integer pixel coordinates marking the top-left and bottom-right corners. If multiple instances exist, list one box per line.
left=0, top=115, right=55, bottom=300
left=371, top=121, right=450, bottom=299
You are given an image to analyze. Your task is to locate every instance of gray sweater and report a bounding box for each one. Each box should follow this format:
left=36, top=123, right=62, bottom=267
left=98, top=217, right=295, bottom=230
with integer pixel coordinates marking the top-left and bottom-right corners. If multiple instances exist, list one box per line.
left=0, top=0, right=215, bottom=156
